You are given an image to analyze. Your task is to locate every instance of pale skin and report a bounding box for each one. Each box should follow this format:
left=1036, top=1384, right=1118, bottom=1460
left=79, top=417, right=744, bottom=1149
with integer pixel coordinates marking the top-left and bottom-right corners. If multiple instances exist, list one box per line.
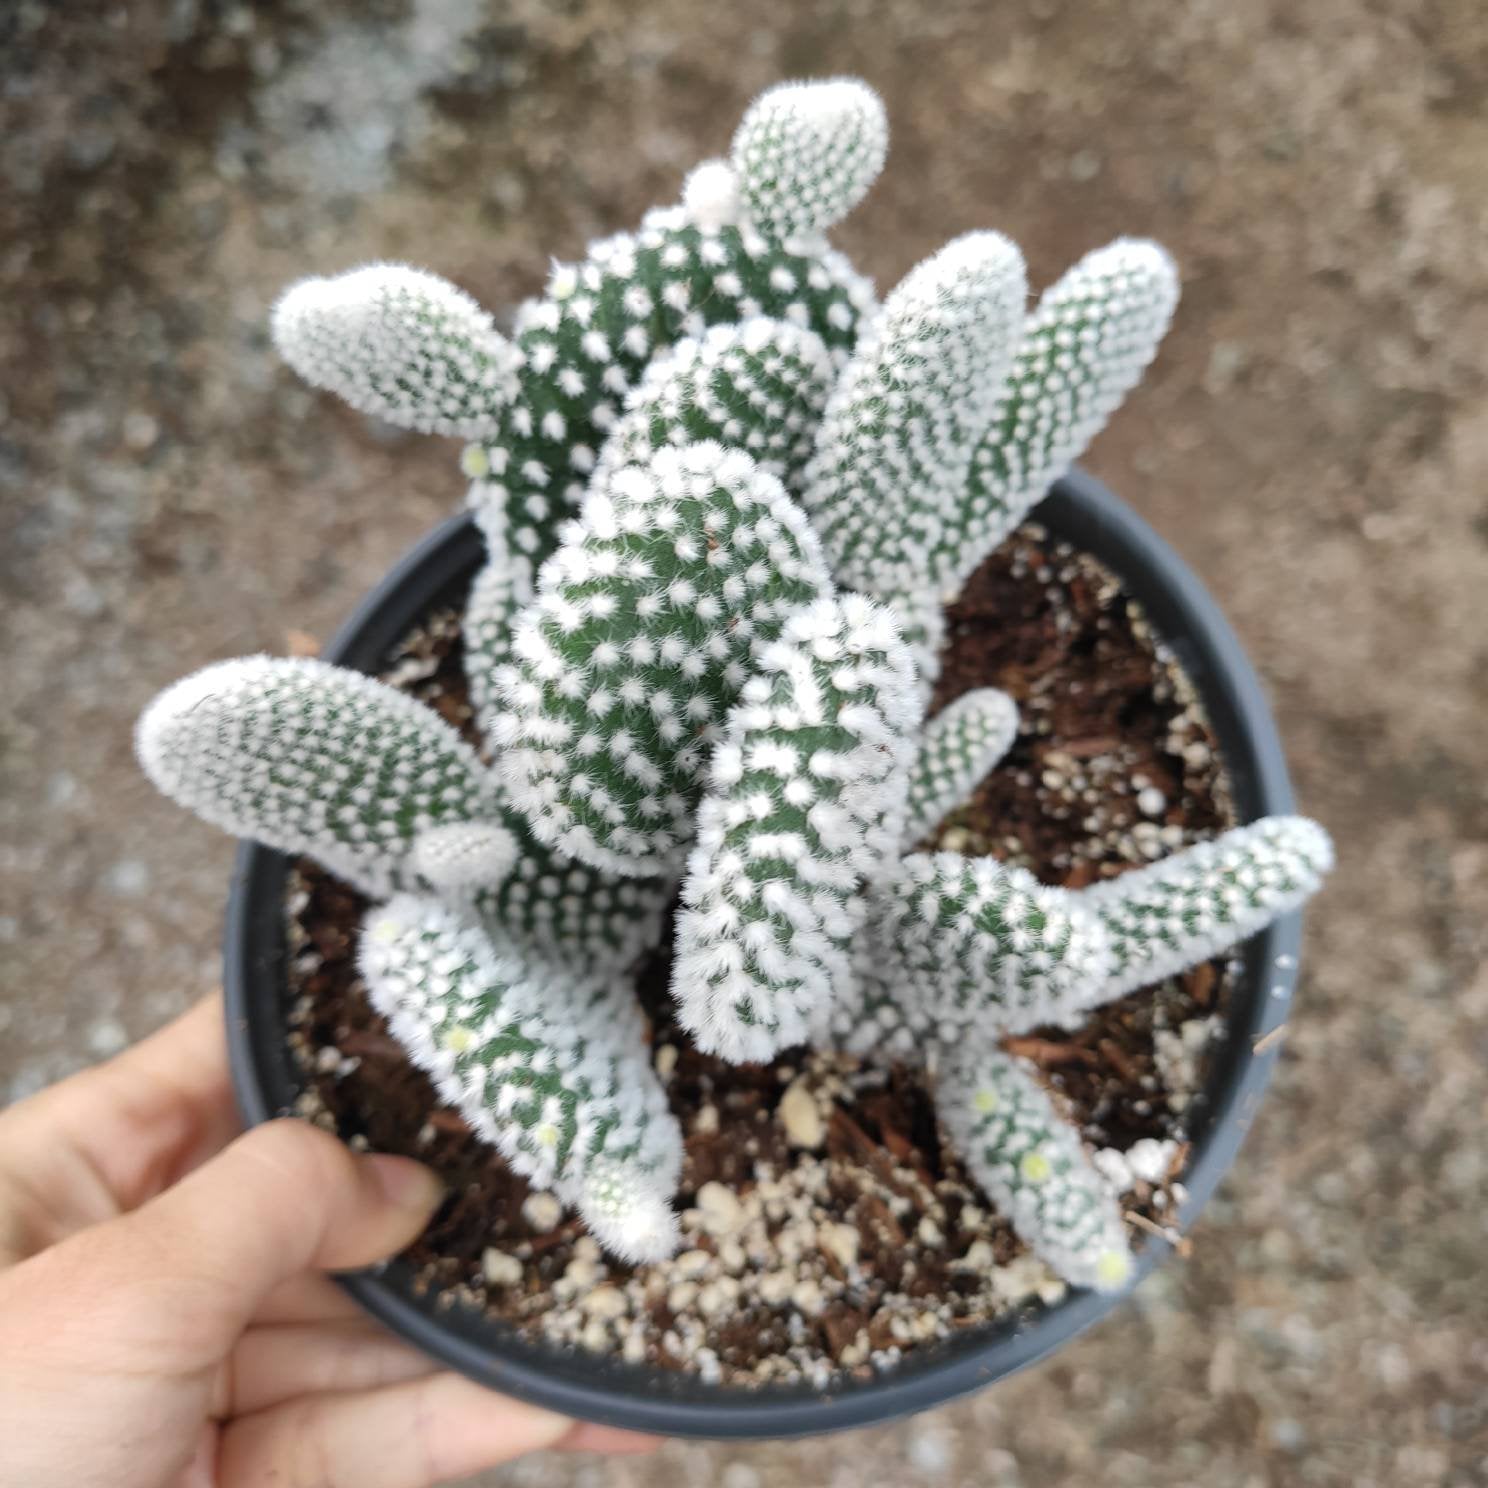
left=0, top=996, right=656, bottom=1487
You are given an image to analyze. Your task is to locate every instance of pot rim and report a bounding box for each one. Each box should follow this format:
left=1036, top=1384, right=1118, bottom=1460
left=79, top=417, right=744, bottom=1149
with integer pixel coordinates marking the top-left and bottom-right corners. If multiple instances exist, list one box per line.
left=224, top=466, right=1302, bottom=1439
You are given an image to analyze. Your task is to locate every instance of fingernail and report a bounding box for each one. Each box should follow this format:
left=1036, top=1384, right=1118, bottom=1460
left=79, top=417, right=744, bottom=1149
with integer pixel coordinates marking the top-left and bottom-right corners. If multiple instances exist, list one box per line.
left=364, top=1153, right=445, bottom=1211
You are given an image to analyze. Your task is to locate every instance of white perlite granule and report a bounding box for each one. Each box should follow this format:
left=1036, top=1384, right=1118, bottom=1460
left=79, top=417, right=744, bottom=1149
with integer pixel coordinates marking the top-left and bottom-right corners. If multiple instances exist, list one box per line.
left=1093, top=1137, right=1180, bottom=1192
left=450, top=1048, right=1192, bottom=1386
left=1154, top=1016, right=1217, bottom=1113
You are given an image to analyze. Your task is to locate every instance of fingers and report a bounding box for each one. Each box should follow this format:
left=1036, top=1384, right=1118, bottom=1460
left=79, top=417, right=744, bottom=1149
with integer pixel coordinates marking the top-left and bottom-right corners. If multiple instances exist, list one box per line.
left=88, top=995, right=241, bottom=1190
left=253, top=1272, right=367, bottom=1326
left=563, top=1423, right=664, bottom=1455
left=30, top=1119, right=443, bottom=1379
left=215, top=1320, right=438, bottom=1418
left=218, top=1371, right=577, bottom=1488
left=0, top=995, right=238, bottom=1262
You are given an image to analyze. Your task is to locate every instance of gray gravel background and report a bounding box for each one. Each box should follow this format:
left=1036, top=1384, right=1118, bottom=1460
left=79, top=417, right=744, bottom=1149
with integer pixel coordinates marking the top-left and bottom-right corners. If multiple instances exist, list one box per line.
left=3, top=2, right=1486, bottom=1484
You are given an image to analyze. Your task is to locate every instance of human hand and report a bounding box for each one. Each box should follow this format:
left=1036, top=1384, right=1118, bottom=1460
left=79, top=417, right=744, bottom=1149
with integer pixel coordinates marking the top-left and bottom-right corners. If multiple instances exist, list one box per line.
left=0, top=995, right=655, bottom=1487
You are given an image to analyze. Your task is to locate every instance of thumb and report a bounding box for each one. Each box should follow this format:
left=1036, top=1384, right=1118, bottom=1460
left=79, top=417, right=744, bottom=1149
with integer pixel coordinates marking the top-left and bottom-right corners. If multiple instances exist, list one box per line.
left=46, top=1119, right=443, bottom=1375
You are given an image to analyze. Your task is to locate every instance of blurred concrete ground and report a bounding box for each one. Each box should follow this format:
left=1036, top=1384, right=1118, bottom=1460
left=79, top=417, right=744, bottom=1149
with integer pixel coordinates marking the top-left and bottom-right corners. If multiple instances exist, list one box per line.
left=2, top=1, right=1485, bottom=1483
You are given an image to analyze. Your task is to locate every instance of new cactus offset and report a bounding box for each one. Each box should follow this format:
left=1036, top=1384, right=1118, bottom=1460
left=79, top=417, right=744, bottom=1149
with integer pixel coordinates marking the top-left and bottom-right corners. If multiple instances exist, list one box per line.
left=138, top=78, right=1333, bottom=1324
left=1085, top=816, right=1335, bottom=1001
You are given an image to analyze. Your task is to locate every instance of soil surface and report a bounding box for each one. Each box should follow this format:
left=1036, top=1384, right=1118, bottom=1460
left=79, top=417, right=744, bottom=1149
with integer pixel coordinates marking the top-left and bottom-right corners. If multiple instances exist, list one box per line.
left=4, top=4, right=1485, bottom=1482
left=283, top=527, right=1230, bottom=1387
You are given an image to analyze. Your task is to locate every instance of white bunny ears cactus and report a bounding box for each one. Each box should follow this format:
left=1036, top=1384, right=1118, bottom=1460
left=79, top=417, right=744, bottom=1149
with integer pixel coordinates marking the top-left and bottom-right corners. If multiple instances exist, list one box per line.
left=730, top=77, right=888, bottom=242
left=1086, top=816, right=1335, bottom=1000
left=902, top=688, right=1020, bottom=848
left=491, top=441, right=834, bottom=875
left=844, top=855, right=1118, bottom=1055
left=938, top=1044, right=1133, bottom=1291
left=956, top=238, right=1179, bottom=592
left=799, top=230, right=1027, bottom=598
left=361, top=896, right=683, bottom=1262
left=802, top=234, right=1179, bottom=692
left=671, top=593, right=919, bottom=1062
left=135, top=654, right=672, bottom=968
left=137, top=78, right=1333, bottom=1298
left=135, top=656, right=511, bottom=900
left=272, top=265, right=522, bottom=439
left=823, top=821, right=1331, bottom=1283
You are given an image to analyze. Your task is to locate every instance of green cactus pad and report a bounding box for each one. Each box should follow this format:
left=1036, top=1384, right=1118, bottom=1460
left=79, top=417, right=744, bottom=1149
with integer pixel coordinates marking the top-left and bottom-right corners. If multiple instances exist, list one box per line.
left=802, top=231, right=1027, bottom=598
left=136, top=655, right=507, bottom=900
left=903, top=687, right=1020, bottom=848
left=730, top=77, right=888, bottom=242
left=836, top=852, right=1115, bottom=1054
left=671, top=594, right=918, bottom=1062
left=937, top=1041, right=1132, bottom=1291
left=944, top=238, right=1179, bottom=591
left=597, top=317, right=836, bottom=497
left=361, top=894, right=683, bottom=1262
left=463, top=207, right=873, bottom=582
left=494, top=441, right=833, bottom=875
left=1081, top=815, right=1334, bottom=1001
left=272, top=263, right=520, bottom=439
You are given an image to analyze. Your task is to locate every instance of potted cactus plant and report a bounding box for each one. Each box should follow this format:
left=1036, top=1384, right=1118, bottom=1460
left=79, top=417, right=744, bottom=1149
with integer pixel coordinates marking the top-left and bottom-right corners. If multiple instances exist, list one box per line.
left=137, top=79, right=1332, bottom=1436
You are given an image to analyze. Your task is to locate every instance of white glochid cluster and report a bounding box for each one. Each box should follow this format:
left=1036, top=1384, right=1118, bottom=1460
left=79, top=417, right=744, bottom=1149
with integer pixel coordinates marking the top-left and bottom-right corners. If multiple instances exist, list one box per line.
left=730, top=77, right=889, bottom=244
left=902, top=687, right=1020, bottom=848
left=135, top=77, right=1335, bottom=1288
left=492, top=441, right=832, bottom=876
left=671, top=594, right=918, bottom=1063
left=271, top=264, right=521, bottom=439
left=408, top=820, right=519, bottom=896
left=360, top=895, right=683, bottom=1262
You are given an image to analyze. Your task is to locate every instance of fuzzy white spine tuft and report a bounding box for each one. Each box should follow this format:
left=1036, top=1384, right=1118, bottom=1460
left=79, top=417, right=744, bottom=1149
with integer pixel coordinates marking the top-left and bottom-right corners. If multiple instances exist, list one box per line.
left=409, top=821, right=520, bottom=895
left=680, top=158, right=743, bottom=233
left=576, top=1155, right=683, bottom=1264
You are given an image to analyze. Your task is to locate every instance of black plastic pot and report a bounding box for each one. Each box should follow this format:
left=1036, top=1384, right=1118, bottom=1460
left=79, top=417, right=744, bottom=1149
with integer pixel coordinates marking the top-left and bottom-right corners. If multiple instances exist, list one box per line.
left=224, top=466, right=1303, bottom=1439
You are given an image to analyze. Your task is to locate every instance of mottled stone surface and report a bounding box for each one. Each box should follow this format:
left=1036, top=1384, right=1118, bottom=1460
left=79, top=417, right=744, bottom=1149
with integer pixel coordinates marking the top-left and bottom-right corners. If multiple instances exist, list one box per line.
left=2, top=3, right=1485, bottom=1484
